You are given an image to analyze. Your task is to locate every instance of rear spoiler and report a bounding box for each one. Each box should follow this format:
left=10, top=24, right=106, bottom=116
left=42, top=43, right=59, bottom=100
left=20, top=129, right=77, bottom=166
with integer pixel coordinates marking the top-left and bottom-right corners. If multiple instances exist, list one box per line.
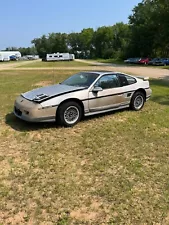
left=136, top=76, right=149, bottom=81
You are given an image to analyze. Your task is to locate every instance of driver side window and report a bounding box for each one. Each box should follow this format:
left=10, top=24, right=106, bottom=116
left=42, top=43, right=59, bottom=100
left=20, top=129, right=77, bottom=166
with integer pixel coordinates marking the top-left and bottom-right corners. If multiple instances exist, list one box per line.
left=95, top=74, right=120, bottom=89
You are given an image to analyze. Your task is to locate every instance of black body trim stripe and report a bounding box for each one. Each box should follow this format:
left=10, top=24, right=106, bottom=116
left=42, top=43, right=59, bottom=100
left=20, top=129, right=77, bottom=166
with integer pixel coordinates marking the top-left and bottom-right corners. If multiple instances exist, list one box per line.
left=33, top=88, right=87, bottom=103
left=82, top=88, right=150, bottom=102
left=34, top=87, right=150, bottom=104
left=127, top=93, right=132, bottom=97
left=82, top=90, right=133, bottom=102
left=41, top=104, right=59, bottom=109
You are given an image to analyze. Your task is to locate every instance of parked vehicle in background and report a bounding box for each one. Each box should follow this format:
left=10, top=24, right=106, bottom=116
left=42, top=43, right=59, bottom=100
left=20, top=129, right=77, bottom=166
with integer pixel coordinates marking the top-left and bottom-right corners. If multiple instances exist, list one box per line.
left=18, top=55, right=39, bottom=61
left=124, top=58, right=141, bottom=64
left=133, top=58, right=141, bottom=64
left=26, top=55, right=39, bottom=60
left=0, top=51, right=21, bottom=61
left=148, top=58, right=158, bottom=65
left=124, top=58, right=134, bottom=63
left=125, top=57, right=169, bottom=66
left=161, top=58, right=169, bottom=66
left=46, top=53, right=75, bottom=62
left=148, top=58, right=169, bottom=66
left=19, top=56, right=29, bottom=61
left=150, top=58, right=165, bottom=66
left=138, top=58, right=151, bottom=65
left=10, top=55, right=17, bottom=61
left=0, top=52, right=40, bottom=62
left=154, top=58, right=164, bottom=66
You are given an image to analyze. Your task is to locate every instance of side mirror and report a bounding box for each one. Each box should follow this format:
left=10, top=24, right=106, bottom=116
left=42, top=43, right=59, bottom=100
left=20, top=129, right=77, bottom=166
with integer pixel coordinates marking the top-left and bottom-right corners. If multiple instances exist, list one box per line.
left=92, top=86, right=103, bottom=92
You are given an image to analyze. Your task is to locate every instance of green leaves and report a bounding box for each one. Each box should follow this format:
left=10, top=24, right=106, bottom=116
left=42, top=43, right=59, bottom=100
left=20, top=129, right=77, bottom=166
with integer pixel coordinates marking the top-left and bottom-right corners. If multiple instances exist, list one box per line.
left=30, top=23, right=131, bottom=59
left=6, top=0, right=169, bottom=60
left=32, top=33, right=68, bottom=58
left=129, top=0, right=169, bottom=57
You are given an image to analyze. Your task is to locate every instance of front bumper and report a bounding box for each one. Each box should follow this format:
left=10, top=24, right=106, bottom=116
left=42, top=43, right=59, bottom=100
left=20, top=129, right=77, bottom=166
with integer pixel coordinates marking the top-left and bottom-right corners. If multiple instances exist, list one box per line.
left=14, top=95, right=57, bottom=122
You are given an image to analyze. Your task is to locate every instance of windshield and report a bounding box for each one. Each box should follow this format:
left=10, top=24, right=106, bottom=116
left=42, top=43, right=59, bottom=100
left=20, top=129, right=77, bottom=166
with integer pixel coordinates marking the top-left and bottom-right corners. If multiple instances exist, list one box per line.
left=61, top=72, right=99, bottom=87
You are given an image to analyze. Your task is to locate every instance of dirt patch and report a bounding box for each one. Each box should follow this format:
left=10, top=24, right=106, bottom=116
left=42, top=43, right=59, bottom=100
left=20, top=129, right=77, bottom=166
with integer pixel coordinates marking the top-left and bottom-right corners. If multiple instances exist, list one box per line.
left=0, top=159, right=11, bottom=177
left=5, top=211, right=27, bottom=225
left=70, top=207, right=98, bottom=221
left=70, top=199, right=110, bottom=223
left=164, top=212, right=169, bottom=224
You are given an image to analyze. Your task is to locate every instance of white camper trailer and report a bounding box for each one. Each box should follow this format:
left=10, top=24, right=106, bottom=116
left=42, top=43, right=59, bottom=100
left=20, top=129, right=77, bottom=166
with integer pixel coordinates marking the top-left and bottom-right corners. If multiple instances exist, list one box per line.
left=0, top=54, right=3, bottom=61
left=3, top=56, right=10, bottom=62
left=0, top=51, right=21, bottom=61
left=70, top=54, right=75, bottom=60
left=25, top=55, right=39, bottom=60
left=46, top=53, right=74, bottom=61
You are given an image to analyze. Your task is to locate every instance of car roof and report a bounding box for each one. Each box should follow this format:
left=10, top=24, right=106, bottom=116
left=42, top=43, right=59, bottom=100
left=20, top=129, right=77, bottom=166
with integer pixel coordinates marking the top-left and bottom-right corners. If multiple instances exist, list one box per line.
left=83, top=71, right=116, bottom=75
left=76, top=71, right=137, bottom=80
left=84, top=71, right=134, bottom=76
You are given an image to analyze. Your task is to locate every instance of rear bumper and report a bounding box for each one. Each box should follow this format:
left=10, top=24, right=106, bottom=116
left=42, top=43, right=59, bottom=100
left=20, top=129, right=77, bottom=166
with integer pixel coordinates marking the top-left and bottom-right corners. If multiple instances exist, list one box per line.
left=146, top=88, right=152, bottom=101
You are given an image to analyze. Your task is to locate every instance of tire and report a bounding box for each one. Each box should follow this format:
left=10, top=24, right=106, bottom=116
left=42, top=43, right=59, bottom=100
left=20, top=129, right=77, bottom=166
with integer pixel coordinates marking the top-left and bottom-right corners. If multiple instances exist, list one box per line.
left=130, top=91, right=145, bottom=111
left=56, top=101, right=82, bottom=127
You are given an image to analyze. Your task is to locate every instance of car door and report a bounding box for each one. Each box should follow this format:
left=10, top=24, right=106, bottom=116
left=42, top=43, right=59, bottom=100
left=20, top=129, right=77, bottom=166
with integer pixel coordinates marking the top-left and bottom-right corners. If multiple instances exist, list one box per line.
left=117, top=73, right=137, bottom=102
left=88, top=74, right=126, bottom=112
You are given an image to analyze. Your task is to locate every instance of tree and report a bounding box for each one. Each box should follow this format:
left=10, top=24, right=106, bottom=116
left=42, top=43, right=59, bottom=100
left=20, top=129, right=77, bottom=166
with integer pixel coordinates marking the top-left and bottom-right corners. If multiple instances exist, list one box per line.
left=4, top=0, right=169, bottom=60
left=5, top=46, right=37, bottom=56
left=32, top=33, right=68, bottom=58
left=79, top=28, right=94, bottom=58
left=93, top=26, right=114, bottom=58
left=128, top=0, right=169, bottom=57
left=5, top=47, right=18, bottom=51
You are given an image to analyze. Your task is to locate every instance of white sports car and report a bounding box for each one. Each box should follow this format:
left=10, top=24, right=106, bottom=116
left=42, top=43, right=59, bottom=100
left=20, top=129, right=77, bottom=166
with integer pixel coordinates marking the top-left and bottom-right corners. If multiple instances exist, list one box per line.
left=14, top=71, right=152, bottom=127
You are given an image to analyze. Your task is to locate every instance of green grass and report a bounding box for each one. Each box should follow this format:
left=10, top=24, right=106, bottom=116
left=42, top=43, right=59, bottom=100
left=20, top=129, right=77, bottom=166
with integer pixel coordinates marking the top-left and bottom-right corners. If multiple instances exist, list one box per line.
left=96, top=58, right=125, bottom=64
left=18, top=60, right=90, bottom=68
left=160, top=65, right=169, bottom=69
left=0, top=61, right=19, bottom=65
left=0, top=70, right=169, bottom=224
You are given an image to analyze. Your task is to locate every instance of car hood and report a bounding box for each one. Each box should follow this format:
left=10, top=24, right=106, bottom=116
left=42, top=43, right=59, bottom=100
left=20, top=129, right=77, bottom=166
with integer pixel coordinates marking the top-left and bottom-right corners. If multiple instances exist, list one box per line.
left=22, top=84, right=86, bottom=102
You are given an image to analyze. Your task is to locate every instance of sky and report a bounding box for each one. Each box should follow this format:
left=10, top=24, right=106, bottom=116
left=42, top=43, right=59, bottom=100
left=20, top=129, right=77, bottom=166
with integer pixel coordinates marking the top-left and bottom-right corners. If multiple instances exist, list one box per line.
left=0, top=0, right=141, bottom=50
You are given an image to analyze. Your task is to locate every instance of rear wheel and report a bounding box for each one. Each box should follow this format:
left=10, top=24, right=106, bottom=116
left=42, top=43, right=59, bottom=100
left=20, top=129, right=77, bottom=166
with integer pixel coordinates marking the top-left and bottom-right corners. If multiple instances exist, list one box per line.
left=56, top=101, right=82, bottom=127
left=130, top=91, right=145, bottom=111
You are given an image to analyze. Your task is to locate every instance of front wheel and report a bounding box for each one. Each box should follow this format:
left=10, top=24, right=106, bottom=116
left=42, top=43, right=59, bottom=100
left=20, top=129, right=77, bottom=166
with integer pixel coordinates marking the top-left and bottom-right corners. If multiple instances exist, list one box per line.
left=57, top=101, right=82, bottom=127
left=130, top=92, right=145, bottom=111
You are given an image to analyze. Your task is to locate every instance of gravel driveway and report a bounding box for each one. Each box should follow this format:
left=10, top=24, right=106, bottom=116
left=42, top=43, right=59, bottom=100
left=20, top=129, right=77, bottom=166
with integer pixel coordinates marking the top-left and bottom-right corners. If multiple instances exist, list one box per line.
left=1, top=59, right=169, bottom=79
left=75, top=59, right=169, bottom=79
